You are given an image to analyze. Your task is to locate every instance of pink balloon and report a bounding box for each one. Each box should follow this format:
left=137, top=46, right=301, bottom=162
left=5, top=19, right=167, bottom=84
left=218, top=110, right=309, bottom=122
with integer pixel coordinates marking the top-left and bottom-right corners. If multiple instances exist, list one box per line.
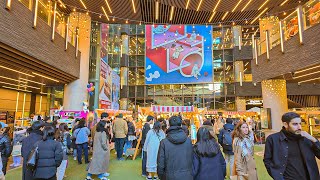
left=90, top=83, right=93, bottom=87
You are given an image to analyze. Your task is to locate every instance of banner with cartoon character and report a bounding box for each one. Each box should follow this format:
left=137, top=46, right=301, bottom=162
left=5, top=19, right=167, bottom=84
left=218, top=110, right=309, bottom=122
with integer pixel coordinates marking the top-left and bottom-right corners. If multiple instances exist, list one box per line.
left=145, top=25, right=213, bottom=84
left=99, top=60, right=112, bottom=109
left=111, top=71, right=120, bottom=110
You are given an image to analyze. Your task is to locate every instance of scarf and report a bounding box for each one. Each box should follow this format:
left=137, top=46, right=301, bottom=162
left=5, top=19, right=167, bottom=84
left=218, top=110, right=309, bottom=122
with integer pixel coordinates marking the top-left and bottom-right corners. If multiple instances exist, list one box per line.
left=235, top=136, right=254, bottom=158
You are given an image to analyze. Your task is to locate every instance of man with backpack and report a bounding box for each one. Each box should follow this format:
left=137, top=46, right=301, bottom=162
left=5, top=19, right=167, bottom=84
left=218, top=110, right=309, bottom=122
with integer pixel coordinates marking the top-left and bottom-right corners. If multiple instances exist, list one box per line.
left=218, top=118, right=234, bottom=179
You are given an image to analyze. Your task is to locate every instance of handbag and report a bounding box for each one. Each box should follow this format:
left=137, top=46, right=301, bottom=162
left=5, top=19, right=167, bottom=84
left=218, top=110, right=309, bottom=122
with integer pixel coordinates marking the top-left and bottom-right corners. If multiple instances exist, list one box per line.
left=26, top=141, right=41, bottom=171
left=11, top=144, right=22, bottom=156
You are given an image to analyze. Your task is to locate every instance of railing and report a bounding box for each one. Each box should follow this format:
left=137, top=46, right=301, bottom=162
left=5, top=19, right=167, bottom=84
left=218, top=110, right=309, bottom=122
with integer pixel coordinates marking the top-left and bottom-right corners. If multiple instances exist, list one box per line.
left=255, top=0, right=320, bottom=59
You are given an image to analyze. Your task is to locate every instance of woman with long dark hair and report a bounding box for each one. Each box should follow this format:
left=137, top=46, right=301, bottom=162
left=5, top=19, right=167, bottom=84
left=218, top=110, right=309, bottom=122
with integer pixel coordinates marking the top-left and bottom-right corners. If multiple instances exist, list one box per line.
left=55, top=123, right=71, bottom=180
left=33, top=126, right=63, bottom=180
left=232, top=121, right=257, bottom=180
left=86, top=120, right=110, bottom=180
left=144, top=121, right=166, bottom=180
left=192, top=127, right=226, bottom=180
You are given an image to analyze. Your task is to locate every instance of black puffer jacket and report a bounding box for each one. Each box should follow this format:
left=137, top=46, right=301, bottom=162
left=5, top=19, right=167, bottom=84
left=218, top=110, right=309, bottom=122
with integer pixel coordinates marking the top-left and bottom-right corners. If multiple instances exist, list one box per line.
left=157, top=126, right=193, bottom=180
left=127, top=121, right=135, bottom=136
left=0, top=134, right=12, bottom=157
left=141, top=123, right=151, bottom=147
left=33, top=139, right=63, bottom=179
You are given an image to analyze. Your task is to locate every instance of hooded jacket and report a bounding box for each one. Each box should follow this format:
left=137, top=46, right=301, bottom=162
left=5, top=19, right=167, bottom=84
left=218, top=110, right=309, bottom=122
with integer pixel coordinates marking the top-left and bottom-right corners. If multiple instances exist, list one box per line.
left=157, top=126, right=193, bottom=180
left=218, top=123, right=234, bottom=155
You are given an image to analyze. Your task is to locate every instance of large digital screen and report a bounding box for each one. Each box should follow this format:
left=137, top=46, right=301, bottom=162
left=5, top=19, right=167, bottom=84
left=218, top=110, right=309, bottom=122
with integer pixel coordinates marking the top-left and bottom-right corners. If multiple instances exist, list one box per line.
left=145, top=25, right=213, bottom=84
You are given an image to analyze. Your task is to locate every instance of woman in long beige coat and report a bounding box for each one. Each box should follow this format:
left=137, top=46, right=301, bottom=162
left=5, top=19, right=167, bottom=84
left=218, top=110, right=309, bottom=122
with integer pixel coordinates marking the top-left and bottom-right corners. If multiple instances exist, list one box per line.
left=86, top=121, right=110, bottom=180
left=232, top=121, right=258, bottom=180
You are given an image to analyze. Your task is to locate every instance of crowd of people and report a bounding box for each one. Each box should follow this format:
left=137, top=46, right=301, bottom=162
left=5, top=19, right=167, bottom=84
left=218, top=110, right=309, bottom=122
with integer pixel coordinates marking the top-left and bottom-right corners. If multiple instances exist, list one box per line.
left=0, top=111, right=318, bottom=180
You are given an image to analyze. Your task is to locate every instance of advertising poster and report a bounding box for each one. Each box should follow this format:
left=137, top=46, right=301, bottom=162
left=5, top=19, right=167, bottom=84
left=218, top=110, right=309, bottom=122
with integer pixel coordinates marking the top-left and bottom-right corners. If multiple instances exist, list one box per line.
left=99, top=60, right=112, bottom=109
left=111, top=71, right=120, bottom=110
left=145, top=25, right=213, bottom=84
left=260, top=108, right=271, bottom=129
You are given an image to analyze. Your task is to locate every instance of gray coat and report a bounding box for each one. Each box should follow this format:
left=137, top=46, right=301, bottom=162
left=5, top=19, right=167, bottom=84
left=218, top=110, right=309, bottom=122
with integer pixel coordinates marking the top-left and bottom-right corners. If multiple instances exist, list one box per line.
left=88, top=131, right=110, bottom=174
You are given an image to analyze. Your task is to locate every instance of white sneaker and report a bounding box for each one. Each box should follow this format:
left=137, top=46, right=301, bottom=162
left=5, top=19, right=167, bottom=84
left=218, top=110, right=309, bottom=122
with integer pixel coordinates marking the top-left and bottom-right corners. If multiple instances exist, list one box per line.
left=74, top=157, right=77, bottom=160
left=103, top=173, right=110, bottom=177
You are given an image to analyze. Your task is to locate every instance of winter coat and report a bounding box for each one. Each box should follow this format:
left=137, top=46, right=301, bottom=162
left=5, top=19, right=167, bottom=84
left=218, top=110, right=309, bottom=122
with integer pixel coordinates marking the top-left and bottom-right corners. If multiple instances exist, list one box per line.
left=88, top=131, right=110, bottom=174
left=127, top=121, right=135, bottom=136
left=192, top=145, right=226, bottom=180
left=232, top=137, right=257, bottom=180
left=112, top=118, right=128, bottom=138
left=145, top=130, right=166, bottom=173
left=157, top=126, right=193, bottom=180
left=33, top=139, right=63, bottom=179
left=57, top=131, right=71, bottom=160
left=0, top=134, right=12, bottom=157
left=13, top=130, right=26, bottom=145
left=21, top=131, right=43, bottom=180
left=264, top=131, right=320, bottom=180
left=218, top=123, right=235, bottom=155
left=141, top=123, right=151, bottom=148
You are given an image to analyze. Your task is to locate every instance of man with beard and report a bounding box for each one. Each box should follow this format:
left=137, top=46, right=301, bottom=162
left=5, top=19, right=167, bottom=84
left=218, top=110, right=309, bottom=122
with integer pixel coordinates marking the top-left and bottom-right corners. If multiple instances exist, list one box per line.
left=264, top=112, right=320, bottom=180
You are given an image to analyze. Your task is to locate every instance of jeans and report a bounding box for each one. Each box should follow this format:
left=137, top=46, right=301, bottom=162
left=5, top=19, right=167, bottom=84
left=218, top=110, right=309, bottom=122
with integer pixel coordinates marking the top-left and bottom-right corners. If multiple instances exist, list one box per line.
left=77, top=142, right=89, bottom=163
left=1, top=156, right=8, bottom=175
left=56, top=160, right=68, bottom=180
left=114, top=138, right=125, bottom=159
left=13, top=156, right=21, bottom=165
left=142, top=151, right=147, bottom=175
left=225, top=154, right=234, bottom=177
left=73, top=149, right=77, bottom=158
left=123, top=138, right=133, bottom=155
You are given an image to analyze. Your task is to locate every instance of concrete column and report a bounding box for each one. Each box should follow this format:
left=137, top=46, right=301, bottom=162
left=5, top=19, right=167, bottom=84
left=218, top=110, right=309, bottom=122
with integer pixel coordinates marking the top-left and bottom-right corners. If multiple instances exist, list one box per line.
left=261, top=79, right=288, bottom=131
left=232, top=26, right=242, bottom=46
left=63, top=13, right=91, bottom=110
left=236, top=97, right=246, bottom=112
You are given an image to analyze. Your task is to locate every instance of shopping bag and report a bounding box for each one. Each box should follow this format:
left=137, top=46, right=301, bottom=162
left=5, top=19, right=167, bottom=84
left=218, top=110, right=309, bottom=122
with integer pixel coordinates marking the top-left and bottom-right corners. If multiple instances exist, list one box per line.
left=11, top=144, right=22, bottom=156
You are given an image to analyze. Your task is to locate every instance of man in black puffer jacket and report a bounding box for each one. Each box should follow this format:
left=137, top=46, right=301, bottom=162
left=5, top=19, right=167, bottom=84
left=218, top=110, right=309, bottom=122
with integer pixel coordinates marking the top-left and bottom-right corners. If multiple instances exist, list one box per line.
left=157, top=115, right=193, bottom=180
left=0, top=123, right=12, bottom=175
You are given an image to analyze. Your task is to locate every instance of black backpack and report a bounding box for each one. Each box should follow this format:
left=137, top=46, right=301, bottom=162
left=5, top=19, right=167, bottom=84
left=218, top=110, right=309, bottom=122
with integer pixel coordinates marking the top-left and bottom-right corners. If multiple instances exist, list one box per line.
left=222, top=129, right=233, bottom=151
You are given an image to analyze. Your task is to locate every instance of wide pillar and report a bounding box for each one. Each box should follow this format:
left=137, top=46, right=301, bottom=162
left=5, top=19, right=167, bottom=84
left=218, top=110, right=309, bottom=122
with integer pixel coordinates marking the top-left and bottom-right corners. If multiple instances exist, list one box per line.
left=261, top=79, right=288, bottom=131
left=236, top=97, right=246, bottom=112
left=63, top=13, right=91, bottom=110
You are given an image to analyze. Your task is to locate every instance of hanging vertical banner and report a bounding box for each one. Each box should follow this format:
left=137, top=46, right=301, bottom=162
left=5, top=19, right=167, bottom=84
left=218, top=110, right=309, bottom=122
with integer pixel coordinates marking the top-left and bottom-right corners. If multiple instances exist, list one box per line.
left=111, top=71, right=120, bottom=110
left=99, top=60, right=112, bottom=109
left=145, top=25, right=213, bottom=84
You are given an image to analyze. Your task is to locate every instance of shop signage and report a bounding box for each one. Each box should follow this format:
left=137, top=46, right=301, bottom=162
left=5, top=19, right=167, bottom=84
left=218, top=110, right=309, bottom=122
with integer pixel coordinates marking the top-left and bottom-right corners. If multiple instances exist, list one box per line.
left=247, top=100, right=263, bottom=105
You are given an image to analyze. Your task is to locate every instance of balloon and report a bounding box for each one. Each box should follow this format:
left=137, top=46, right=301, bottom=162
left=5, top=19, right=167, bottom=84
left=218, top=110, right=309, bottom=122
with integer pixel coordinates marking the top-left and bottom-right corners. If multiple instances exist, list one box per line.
left=89, top=91, right=94, bottom=96
left=90, top=86, right=95, bottom=91
left=87, top=84, right=91, bottom=88
left=87, top=88, right=91, bottom=92
left=90, top=83, right=93, bottom=87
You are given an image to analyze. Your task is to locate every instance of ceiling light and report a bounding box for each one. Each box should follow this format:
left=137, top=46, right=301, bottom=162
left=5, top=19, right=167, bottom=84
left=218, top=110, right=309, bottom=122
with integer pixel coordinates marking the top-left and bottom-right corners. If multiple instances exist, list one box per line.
left=280, top=0, right=289, bottom=6
left=0, top=65, right=34, bottom=77
left=212, top=0, right=222, bottom=12
left=79, top=0, right=87, bottom=9
left=104, top=0, right=112, bottom=13
left=241, top=0, right=252, bottom=12
left=170, top=6, right=175, bottom=21
left=0, top=81, right=40, bottom=89
left=19, top=78, right=46, bottom=85
left=258, top=0, right=269, bottom=10
left=131, top=0, right=136, bottom=13
left=295, top=65, right=320, bottom=74
left=251, top=8, right=268, bottom=24
left=208, top=12, right=216, bottom=22
left=299, top=77, right=320, bottom=83
left=222, top=12, right=229, bottom=21
left=197, top=0, right=203, bottom=11
left=32, top=72, right=59, bottom=82
left=293, top=71, right=320, bottom=79
left=58, top=0, right=66, bottom=8
left=102, top=6, right=110, bottom=21
left=155, top=1, right=159, bottom=20
left=0, top=76, right=26, bottom=83
left=232, top=0, right=243, bottom=12
left=186, top=0, right=190, bottom=9
left=2, top=86, right=32, bottom=93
